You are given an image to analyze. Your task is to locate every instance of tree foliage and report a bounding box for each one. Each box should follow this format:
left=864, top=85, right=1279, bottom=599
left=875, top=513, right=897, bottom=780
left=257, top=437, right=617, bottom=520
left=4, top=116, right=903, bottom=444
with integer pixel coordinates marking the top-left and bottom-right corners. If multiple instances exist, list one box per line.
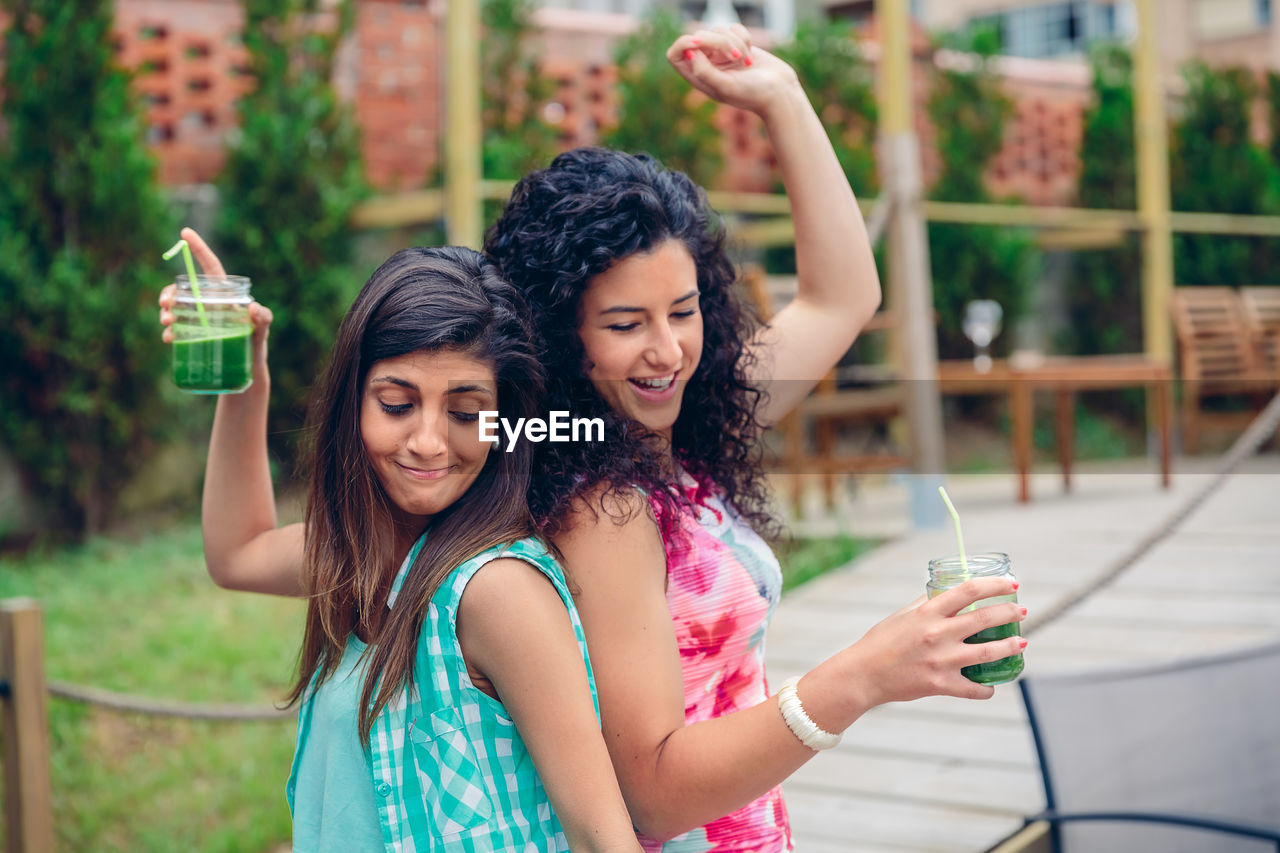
left=214, top=0, right=367, bottom=468
left=926, top=31, right=1037, bottom=359
left=1170, top=63, right=1280, bottom=285
left=1061, top=44, right=1142, bottom=355
left=1268, top=71, right=1280, bottom=167
left=0, top=0, right=175, bottom=538
left=765, top=18, right=878, bottom=275
left=774, top=17, right=877, bottom=196
left=604, top=10, right=721, bottom=187
left=481, top=0, right=559, bottom=183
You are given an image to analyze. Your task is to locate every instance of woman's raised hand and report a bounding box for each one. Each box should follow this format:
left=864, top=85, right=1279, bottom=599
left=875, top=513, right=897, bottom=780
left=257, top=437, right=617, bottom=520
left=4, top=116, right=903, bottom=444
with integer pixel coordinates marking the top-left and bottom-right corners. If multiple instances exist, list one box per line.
left=665, top=26, right=801, bottom=116
left=158, top=227, right=273, bottom=371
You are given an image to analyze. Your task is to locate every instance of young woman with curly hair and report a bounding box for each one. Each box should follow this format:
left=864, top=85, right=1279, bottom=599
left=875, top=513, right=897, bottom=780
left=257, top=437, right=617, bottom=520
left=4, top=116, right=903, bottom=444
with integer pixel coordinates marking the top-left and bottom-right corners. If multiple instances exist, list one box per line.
left=483, top=27, right=1026, bottom=852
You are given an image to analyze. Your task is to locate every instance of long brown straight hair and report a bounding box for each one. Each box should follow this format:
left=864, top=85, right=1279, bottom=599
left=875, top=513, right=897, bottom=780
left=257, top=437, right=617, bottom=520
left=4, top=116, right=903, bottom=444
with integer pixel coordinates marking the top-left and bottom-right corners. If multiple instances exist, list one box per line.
left=285, top=246, right=544, bottom=744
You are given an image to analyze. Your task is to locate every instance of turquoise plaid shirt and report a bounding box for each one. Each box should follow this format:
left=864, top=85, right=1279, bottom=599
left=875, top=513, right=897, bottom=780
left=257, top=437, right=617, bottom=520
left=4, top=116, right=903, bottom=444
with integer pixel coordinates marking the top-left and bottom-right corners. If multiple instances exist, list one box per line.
left=289, top=536, right=598, bottom=852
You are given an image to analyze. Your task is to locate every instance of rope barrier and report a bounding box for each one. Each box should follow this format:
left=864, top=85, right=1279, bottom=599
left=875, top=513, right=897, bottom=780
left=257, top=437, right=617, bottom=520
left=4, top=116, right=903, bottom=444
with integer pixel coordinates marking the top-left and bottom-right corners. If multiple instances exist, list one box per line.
left=1023, top=389, right=1280, bottom=637
left=46, top=679, right=293, bottom=721
left=33, top=390, right=1280, bottom=717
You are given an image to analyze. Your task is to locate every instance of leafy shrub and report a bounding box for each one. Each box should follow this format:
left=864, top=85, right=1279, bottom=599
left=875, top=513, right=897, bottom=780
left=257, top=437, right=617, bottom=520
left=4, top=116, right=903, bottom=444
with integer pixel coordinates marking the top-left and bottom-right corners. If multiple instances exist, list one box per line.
left=766, top=17, right=878, bottom=276
left=482, top=0, right=559, bottom=183
left=1061, top=44, right=1143, bottom=356
left=604, top=9, right=721, bottom=187
left=481, top=0, right=560, bottom=227
left=0, top=0, right=175, bottom=538
left=213, top=0, right=367, bottom=470
left=926, top=31, right=1037, bottom=359
left=774, top=17, right=878, bottom=196
left=1170, top=63, right=1280, bottom=285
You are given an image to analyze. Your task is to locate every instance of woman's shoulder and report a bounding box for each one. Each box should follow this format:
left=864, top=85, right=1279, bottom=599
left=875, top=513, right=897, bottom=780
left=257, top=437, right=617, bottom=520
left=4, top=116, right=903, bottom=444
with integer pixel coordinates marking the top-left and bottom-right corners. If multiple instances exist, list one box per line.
left=447, top=536, right=559, bottom=588
left=556, top=480, right=661, bottom=538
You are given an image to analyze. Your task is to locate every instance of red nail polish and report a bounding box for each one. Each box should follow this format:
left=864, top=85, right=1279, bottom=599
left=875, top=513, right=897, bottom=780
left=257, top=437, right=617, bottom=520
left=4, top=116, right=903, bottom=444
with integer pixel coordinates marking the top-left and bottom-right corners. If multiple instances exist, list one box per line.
left=730, top=48, right=741, bottom=59
left=684, top=49, right=694, bottom=61
left=744, top=55, right=753, bottom=66
left=1018, top=638, right=1028, bottom=649
left=1011, top=581, right=1019, bottom=591
left=1019, top=606, right=1028, bottom=617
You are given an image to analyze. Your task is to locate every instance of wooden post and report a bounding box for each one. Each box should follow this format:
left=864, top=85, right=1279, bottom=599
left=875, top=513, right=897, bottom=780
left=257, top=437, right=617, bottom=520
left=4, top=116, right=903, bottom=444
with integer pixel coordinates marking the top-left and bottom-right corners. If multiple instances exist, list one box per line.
left=876, top=0, right=946, bottom=527
left=444, top=0, right=483, bottom=249
left=0, top=599, right=55, bottom=853
left=1134, top=0, right=1175, bottom=364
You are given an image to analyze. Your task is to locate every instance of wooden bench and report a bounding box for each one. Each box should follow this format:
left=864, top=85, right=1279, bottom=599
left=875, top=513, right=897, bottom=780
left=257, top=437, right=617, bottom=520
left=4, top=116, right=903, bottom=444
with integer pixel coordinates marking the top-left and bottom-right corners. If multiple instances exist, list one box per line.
left=741, top=266, right=908, bottom=512
left=1169, top=287, right=1279, bottom=453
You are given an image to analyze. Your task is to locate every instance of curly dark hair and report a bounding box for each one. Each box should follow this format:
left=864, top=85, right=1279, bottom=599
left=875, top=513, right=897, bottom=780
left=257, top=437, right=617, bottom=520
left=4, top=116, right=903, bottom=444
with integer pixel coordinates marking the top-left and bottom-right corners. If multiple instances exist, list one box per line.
left=484, top=147, right=778, bottom=539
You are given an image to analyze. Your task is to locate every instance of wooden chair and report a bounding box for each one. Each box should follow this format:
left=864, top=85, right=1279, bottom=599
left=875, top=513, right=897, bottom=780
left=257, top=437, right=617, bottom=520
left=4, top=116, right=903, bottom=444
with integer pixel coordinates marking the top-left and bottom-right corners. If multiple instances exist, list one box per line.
left=1169, top=287, right=1276, bottom=453
left=1240, top=286, right=1280, bottom=377
left=1018, top=641, right=1280, bottom=852
left=742, top=266, right=908, bottom=513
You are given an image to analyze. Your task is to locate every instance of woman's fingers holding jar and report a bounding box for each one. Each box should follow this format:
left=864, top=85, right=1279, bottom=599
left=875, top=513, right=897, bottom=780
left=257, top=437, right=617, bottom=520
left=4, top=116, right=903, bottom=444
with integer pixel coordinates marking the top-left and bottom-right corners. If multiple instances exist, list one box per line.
left=926, top=577, right=1018, bottom=618
left=966, top=631, right=1028, bottom=669
left=248, top=302, right=273, bottom=367
left=180, top=227, right=226, bottom=277
left=949, top=600, right=1026, bottom=642
left=159, top=283, right=177, bottom=344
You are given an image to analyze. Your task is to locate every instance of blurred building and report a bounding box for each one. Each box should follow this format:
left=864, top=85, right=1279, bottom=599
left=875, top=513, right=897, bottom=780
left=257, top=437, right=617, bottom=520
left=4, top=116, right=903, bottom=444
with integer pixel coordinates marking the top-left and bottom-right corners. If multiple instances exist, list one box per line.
left=536, top=0, right=800, bottom=38
left=11, top=0, right=1267, bottom=203
left=825, top=0, right=1280, bottom=74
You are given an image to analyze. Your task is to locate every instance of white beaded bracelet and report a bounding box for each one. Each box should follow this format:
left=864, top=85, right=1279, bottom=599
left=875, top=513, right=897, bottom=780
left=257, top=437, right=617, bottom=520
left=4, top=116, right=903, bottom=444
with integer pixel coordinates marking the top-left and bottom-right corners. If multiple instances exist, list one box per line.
left=776, top=676, right=841, bottom=751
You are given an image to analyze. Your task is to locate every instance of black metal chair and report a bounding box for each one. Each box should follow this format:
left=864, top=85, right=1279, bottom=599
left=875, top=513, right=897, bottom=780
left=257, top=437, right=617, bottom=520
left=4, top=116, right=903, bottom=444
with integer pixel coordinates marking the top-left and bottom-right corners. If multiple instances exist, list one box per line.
left=1018, top=640, right=1280, bottom=852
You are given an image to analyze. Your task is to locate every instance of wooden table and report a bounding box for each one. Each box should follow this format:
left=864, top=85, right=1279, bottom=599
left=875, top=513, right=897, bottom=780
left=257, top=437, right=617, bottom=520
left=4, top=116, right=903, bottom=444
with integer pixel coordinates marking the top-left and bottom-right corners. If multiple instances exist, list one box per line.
left=937, top=355, right=1173, bottom=502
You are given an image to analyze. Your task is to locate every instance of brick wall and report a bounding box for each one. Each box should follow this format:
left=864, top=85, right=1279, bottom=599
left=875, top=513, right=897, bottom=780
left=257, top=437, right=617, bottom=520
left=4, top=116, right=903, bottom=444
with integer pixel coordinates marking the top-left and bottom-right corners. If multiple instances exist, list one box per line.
left=23, top=1, right=1093, bottom=205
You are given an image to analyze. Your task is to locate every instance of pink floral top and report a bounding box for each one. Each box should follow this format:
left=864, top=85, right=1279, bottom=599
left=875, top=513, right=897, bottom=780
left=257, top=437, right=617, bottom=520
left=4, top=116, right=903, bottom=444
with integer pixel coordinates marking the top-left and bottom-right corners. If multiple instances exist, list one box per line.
left=640, top=478, right=792, bottom=853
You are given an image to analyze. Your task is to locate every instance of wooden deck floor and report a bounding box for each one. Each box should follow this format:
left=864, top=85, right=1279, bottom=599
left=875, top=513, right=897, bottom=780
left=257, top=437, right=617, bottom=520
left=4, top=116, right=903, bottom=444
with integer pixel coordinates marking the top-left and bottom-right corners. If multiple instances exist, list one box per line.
left=765, top=456, right=1280, bottom=852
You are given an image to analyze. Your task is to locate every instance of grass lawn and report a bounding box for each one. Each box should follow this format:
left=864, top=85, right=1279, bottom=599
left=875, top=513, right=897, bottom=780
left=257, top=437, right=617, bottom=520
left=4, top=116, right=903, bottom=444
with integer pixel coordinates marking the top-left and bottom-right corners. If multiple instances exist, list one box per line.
left=776, top=534, right=877, bottom=592
left=0, top=519, right=875, bottom=851
left=0, top=520, right=302, bottom=853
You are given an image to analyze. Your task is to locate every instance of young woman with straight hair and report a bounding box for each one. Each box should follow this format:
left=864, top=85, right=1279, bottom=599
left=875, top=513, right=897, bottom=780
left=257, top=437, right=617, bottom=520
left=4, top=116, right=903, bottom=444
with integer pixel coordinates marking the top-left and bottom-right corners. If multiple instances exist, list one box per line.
left=160, top=231, right=641, bottom=852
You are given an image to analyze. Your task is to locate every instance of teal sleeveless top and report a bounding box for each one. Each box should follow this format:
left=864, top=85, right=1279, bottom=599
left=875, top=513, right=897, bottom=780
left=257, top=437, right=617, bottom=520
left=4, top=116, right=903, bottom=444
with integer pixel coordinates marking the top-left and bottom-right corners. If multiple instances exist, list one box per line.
left=287, top=536, right=598, bottom=852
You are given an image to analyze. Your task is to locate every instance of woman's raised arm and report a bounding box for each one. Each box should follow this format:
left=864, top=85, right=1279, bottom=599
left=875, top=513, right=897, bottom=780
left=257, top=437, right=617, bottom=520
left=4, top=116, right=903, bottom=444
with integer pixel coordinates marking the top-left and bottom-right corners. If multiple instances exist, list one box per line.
left=554, top=497, right=1023, bottom=841
left=159, top=227, right=305, bottom=596
left=668, top=28, right=882, bottom=425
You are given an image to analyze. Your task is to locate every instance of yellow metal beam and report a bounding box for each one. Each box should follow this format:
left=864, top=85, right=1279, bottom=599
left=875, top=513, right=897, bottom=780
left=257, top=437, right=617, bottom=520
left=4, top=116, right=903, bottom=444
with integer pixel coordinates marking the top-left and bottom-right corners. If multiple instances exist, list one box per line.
left=878, top=0, right=912, bottom=136
left=1133, top=0, right=1175, bottom=363
left=445, top=0, right=482, bottom=248
left=351, top=189, right=444, bottom=229
left=876, top=0, right=946, bottom=526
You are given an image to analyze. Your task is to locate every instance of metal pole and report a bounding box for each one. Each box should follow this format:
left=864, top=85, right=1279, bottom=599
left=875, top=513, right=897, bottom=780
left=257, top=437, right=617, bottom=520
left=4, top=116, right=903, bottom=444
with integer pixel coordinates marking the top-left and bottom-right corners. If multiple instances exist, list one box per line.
left=877, top=0, right=946, bottom=527
left=445, top=0, right=483, bottom=249
left=0, top=599, right=55, bottom=853
left=1134, top=0, right=1174, bottom=364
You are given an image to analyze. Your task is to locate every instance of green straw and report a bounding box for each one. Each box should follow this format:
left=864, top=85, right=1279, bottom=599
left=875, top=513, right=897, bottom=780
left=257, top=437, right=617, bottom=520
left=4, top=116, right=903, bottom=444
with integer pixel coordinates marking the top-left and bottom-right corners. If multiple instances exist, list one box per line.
left=162, top=238, right=209, bottom=328
left=937, top=485, right=969, bottom=574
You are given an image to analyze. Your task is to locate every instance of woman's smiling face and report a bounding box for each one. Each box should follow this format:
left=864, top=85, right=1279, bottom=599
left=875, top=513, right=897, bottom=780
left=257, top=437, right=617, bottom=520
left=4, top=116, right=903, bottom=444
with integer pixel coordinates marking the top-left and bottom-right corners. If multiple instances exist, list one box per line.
left=359, top=348, right=496, bottom=532
left=576, top=239, right=703, bottom=439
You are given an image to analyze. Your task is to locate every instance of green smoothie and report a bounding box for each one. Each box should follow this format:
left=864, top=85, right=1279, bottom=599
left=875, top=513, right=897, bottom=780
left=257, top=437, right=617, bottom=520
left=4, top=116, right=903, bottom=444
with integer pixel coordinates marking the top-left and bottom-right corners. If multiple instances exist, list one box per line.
left=961, top=620, right=1024, bottom=685
left=172, top=327, right=252, bottom=393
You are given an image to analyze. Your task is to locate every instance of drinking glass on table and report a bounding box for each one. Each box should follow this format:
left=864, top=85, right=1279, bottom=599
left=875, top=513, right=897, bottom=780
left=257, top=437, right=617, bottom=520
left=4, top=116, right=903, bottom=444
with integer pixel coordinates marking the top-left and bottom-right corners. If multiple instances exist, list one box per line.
left=963, top=299, right=1003, bottom=374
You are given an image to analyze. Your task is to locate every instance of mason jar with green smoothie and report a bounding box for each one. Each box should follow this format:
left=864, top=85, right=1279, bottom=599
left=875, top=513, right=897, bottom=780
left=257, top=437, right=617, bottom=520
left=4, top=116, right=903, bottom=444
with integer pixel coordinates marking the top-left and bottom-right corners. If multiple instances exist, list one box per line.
left=927, top=552, right=1025, bottom=685
left=171, top=274, right=253, bottom=394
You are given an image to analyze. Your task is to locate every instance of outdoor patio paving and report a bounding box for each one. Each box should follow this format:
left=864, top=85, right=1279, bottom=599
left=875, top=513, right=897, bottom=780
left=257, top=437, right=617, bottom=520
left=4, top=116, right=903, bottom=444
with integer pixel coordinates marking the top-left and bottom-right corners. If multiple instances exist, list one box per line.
left=766, top=454, right=1280, bottom=853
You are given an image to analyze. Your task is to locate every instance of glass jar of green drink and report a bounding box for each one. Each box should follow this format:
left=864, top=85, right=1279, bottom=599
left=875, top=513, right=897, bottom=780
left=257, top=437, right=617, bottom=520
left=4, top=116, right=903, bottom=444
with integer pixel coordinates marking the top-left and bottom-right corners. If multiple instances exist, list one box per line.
left=171, top=275, right=253, bottom=394
left=927, top=553, right=1024, bottom=685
